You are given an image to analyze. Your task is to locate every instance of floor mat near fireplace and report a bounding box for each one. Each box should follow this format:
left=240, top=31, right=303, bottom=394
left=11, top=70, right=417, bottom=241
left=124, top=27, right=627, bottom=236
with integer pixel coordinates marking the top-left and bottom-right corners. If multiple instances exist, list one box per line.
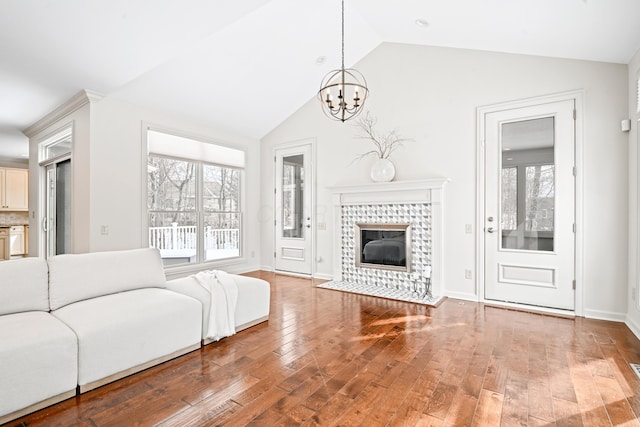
left=317, top=280, right=444, bottom=306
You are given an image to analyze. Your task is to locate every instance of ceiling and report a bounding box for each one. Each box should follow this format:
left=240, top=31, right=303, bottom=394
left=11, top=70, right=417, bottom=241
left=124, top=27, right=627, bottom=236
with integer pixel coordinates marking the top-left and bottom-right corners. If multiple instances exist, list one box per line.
left=1, top=0, right=639, bottom=160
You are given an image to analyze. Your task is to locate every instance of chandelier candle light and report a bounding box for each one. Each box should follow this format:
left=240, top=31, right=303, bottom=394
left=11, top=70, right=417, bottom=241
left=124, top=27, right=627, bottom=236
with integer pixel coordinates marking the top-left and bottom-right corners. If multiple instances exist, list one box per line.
left=318, top=0, right=369, bottom=122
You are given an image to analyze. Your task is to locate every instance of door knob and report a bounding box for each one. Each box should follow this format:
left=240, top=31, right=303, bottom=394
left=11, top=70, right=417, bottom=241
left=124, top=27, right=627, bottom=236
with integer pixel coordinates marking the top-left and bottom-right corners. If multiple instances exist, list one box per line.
left=487, top=227, right=495, bottom=233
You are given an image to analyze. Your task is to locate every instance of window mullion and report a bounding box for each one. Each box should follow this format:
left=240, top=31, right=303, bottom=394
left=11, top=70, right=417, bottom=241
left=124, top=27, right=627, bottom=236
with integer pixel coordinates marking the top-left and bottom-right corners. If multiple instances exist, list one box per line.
left=196, top=162, right=204, bottom=264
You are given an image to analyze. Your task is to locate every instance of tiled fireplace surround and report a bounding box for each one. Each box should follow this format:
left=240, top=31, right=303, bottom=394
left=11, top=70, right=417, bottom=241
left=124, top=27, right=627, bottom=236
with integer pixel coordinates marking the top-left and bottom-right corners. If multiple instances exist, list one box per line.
left=330, top=179, right=447, bottom=300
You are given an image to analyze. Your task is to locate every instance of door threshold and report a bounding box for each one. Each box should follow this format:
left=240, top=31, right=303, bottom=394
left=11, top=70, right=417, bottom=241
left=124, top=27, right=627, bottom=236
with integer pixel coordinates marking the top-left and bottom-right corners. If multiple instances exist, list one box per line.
left=483, top=299, right=575, bottom=319
left=274, top=270, right=313, bottom=279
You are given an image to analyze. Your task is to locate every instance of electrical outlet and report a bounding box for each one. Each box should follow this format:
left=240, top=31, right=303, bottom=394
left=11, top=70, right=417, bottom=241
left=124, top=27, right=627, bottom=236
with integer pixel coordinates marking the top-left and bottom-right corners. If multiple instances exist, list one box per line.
left=100, top=225, right=109, bottom=235
left=317, top=222, right=326, bottom=230
left=465, top=224, right=472, bottom=234
left=465, top=269, right=472, bottom=279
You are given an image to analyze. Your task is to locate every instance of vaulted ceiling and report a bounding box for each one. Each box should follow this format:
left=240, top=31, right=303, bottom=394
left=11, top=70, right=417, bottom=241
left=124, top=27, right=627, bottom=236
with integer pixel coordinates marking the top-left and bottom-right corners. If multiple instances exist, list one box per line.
left=1, top=0, right=639, bottom=160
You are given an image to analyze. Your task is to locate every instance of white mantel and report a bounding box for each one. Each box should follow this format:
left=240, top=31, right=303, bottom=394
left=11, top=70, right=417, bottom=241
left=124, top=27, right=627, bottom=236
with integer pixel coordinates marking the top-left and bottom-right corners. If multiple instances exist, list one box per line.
left=329, top=178, right=448, bottom=298
left=328, top=178, right=448, bottom=206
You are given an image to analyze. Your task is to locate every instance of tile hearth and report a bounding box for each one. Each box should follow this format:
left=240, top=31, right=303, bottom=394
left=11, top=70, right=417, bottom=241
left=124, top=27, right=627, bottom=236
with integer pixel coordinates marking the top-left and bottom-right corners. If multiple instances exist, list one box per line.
left=317, top=280, right=444, bottom=306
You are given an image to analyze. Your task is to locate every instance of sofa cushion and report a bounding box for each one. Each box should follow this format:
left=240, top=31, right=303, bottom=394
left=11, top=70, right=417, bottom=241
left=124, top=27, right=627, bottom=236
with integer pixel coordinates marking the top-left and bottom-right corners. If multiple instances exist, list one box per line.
left=234, top=275, right=271, bottom=329
left=48, top=248, right=167, bottom=310
left=0, top=311, right=78, bottom=418
left=166, top=274, right=270, bottom=339
left=0, top=258, right=49, bottom=316
left=52, top=288, right=201, bottom=388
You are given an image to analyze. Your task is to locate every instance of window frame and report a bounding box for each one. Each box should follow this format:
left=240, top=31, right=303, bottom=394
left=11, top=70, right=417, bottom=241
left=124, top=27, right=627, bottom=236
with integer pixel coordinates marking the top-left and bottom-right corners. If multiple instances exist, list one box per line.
left=143, top=126, right=246, bottom=272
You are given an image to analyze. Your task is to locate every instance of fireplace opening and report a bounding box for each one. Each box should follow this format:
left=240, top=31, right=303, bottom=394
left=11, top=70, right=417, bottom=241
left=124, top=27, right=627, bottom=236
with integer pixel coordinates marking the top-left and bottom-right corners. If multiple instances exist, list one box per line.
left=355, top=223, right=412, bottom=272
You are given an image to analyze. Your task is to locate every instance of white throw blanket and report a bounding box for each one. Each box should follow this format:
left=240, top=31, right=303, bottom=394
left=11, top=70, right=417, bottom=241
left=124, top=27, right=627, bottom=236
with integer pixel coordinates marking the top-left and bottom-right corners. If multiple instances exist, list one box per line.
left=192, top=270, right=238, bottom=341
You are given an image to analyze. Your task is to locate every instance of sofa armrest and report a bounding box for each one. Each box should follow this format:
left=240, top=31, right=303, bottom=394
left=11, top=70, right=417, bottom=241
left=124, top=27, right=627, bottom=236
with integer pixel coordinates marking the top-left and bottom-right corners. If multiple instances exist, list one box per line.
left=165, top=277, right=211, bottom=336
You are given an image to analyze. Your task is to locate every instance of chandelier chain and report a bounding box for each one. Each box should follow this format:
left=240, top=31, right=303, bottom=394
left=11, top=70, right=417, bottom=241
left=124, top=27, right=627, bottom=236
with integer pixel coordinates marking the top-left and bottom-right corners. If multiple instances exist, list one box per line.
left=341, top=0, right=345, bottom=70
left=317, top=0, right=368, bottom=122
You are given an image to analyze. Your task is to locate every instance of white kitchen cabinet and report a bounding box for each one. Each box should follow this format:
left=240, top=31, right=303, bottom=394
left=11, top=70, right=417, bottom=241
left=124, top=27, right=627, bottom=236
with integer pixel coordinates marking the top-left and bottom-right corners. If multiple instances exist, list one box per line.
left=0, top=168, right=29, bottom=211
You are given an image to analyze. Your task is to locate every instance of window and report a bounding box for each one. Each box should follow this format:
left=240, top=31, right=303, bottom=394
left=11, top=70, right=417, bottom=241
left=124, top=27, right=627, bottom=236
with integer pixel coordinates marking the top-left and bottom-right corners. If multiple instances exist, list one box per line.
left=39, top=125, right=72, bottom=162
left=146, top=129, right=244, bottom=267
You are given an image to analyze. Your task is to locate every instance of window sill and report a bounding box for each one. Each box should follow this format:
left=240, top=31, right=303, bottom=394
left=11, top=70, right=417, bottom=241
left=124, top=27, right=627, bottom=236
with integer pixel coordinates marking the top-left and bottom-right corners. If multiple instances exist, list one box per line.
left=163, top=256, right=247, bottom=280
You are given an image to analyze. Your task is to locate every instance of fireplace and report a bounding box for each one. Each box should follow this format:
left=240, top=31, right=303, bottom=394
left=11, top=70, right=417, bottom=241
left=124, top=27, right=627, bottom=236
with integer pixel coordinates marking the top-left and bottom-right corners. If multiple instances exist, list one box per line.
left=355, top=223, right=411, bottom=272
left=329, top=179, right=448, bottom=301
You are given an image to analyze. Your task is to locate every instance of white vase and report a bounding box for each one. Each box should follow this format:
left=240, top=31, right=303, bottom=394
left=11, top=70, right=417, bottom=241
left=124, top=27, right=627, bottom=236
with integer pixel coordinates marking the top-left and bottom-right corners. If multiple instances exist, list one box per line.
left=370, top=158, right=396, bottom=182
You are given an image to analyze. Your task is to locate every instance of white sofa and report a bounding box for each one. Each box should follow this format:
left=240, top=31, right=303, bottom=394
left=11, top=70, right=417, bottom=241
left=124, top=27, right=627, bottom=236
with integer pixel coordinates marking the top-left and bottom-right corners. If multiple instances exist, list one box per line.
left=0, top=248, right=270, bottom=425
left=48, top=249, right=203, bottom=393
left=0, top=258, right=78, bottom=425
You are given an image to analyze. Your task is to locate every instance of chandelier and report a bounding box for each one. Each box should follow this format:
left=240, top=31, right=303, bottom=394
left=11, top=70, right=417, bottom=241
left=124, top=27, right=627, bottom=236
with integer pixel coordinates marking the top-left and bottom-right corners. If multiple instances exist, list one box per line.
left=318, top=0, right=369, bottom=122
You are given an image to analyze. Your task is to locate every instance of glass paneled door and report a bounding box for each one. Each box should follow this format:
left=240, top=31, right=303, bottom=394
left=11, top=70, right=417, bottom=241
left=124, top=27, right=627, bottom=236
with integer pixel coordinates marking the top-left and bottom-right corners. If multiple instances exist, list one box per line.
left=484, top=100, right=575, bottom=310
left=44, top=159, right=71, bottom=257
left=274, top=143, right=312, bottom=275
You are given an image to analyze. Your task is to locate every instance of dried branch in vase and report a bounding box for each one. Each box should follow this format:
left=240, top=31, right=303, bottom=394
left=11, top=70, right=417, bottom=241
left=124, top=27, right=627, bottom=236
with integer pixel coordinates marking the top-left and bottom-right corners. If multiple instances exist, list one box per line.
left=353, top=111, right=413, bottom=161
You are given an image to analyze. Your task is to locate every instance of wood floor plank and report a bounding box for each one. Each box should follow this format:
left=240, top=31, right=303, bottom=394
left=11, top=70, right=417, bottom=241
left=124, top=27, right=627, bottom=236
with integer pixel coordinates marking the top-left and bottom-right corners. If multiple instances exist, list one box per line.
left=553, top=397, right=584, bottom=427
left=472, top=389, right=504, bottom=427
left=595, top=375, right=640, bottom=427
left=329, top=381, right=386, bottom=426
left=566, top=351, right=612, bottom=426
left=499, top=372, right=529, bottom=426
left=423, top=381, right=457, bottom=420
left=442, top=389, right=478, bottom=427
left=528, top=378, right=555, bottom=423
left=9, top=272, right=640, bottom=427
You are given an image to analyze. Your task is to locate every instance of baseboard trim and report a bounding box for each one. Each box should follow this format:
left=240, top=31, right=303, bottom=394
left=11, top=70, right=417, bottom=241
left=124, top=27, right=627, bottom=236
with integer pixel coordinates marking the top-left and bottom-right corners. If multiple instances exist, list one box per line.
left=78, top=343, right=201, bottom=393
left=0, top=389, right=76, bottom=426
left=626, top=316, right=640, bottom=341
left=273, top=270, right=313, bottom=279
left=444, top=291, right=479, bottom=302
left=313, top=273, right=334, bottom=281
left=583, top=309, right=626, bottom=322
left=482, top=299, right=576, bottom=319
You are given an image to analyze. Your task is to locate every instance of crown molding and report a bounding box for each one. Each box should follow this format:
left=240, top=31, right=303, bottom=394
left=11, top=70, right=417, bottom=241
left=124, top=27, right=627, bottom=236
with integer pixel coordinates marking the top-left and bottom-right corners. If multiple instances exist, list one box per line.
left=23, top=89, right=104, bottom=138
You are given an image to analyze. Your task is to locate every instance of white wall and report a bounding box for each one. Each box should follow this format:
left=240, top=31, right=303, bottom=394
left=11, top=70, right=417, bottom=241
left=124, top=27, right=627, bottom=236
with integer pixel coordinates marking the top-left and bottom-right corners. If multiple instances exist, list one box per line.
left=25, top=93, right=262, bottom=276
left=90, top=97, right=263, bottom=276
left=261, top=42, right=629, bottom=319
left=627, top=48, right=640, bottom=335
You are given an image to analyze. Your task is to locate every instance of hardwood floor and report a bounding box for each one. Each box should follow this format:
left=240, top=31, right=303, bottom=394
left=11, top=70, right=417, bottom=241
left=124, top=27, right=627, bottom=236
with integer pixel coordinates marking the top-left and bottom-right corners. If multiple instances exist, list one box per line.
left=8, top=272, right=640, bottom=426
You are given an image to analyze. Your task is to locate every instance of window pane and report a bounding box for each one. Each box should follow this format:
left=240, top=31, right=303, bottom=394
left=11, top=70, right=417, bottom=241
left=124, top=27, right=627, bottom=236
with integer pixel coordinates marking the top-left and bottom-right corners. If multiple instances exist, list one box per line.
left=148, top=212, right=197, bottom=266
left=501, top=167, right=517, bottom=230
left=203, top=164, right=239, bottom=211
left=526, top=165, right=554, bottom=232
left=282, top=154, right=304, bottom=238
left=204, top=213, right=240, bottom=261
left=147, top=157, right=196, bottom=211
left=500, top=117, right=555, bottom=252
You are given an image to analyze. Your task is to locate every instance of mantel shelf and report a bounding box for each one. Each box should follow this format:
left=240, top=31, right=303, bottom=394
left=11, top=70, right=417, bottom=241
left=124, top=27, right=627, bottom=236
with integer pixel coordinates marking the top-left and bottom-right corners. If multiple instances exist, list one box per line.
left=329, top=178, right=450, bottom=206
left=328, top=178, right=449, bottom=195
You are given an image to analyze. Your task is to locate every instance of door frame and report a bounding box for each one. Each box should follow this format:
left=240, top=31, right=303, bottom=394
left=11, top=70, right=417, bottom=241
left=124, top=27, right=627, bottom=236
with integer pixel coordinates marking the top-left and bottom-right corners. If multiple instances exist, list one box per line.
left=272, top=139, right=316, bottom=277
left=40, top=154, right=72, bottom=258
left=476, top=90, right=585, bottom=316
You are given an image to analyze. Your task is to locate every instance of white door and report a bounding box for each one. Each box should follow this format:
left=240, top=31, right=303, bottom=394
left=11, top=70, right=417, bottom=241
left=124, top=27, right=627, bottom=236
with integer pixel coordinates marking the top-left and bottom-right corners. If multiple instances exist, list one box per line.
left=274, top=144, right=312, bottom=275
left=484, top=99, right=575, bottom=310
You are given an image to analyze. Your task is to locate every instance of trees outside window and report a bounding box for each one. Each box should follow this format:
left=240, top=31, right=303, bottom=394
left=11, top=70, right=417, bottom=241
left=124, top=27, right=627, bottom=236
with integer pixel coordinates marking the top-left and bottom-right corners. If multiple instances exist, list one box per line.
left=147, top=155, right=241, bottom=266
